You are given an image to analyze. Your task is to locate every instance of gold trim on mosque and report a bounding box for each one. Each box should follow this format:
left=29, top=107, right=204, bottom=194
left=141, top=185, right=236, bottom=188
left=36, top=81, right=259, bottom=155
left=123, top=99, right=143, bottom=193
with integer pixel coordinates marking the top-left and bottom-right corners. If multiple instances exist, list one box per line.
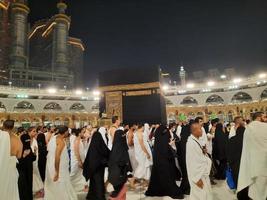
left=99, top=81, right=160, bottom=92
left=11, top=2, right=30, bottom=13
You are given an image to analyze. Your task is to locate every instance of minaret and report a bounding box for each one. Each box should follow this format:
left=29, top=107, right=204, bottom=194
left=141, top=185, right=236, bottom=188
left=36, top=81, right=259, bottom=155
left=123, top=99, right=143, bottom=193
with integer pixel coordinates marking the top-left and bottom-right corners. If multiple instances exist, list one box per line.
left=53, top=0, right=70, bottom=74
left=9, top=0, right=29, bottom=69
left=179, top=65, right=186, bottom=86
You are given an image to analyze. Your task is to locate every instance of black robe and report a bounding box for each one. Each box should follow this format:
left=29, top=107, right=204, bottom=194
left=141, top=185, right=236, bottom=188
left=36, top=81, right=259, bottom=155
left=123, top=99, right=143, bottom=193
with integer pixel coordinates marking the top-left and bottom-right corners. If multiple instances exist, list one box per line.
left=108, top=129, right=132, bottom=197
left=17, top=133, right=36, bottom=200
left=83, top=131, right=110, bottom=200
left=226, top=126, right=249, bottom=199
left=37, top=132, right=47, bottom=182
left=145, top=125, right=183, bottom=199
left=213, top=123, right=228, bottom=179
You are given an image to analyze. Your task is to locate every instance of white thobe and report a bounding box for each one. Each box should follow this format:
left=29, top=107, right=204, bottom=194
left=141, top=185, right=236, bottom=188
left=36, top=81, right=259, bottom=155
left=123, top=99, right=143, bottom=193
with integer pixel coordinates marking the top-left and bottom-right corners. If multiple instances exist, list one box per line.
left=237, top=121, right=267, bottom=200
left=186, top=135, right=212, bottom=200
left=176, top=125, right=182, bottom=139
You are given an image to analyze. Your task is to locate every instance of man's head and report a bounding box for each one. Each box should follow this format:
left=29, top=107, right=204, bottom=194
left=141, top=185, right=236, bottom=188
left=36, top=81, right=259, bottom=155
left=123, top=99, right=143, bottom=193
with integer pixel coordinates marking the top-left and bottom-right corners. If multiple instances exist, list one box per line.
left=211, top=118, right=219, bottom=127
left=252, top=112, right=265, bottom=122
left=137, top=124, right=144, bottom=132
left=112, top=116, right=121, bottom=126
left=190, top=122, right=202, bottom=138
left=234, top=116, right=244, bottom=126
left=195, top=117, right=204, bottom=126
left=3, top=120, right=15, bottom=131
left=57, top=125, right=69, bottom=138
left=129, top=124, right=136, bottom=131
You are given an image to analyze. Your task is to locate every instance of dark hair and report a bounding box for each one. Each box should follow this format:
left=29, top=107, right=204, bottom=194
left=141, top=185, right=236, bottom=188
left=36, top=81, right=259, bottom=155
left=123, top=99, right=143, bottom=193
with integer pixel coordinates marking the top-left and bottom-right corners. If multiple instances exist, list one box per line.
left=137, top=124, right=144, bottom=129
left=216, top=123, right=224, bottom=132
left=252, top=112, right=263, bottom=121
left=72, top=128, right=81, bottom=137
left=195, top=117, right=203, bottom=123
left=211, top=118, right=219, bottom=126
left=57, top=126, right=68, bottom=135
left=28, top=126, right=36, bottom=133
left=112, top=116, right=119, bottom=124
left=234, top=116, right=242, bottom=123
left=17, top=127, right=25, bottom=134
left=3, top=120, right=15, bottom=130
left=168, top=122, right=176, bottom=129
left=246, top=119, right=251, bottom=124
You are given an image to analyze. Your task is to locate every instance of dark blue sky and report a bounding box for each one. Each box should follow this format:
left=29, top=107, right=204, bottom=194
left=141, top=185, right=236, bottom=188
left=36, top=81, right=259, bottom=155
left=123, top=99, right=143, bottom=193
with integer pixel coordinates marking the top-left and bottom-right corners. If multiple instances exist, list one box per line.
left=29, top=0, right=267, bottom=87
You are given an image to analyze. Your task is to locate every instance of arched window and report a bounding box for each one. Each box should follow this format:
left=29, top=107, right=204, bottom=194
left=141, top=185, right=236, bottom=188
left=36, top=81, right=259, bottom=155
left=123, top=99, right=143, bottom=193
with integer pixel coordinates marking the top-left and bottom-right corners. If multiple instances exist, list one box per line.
left=70, top=103, right=86, bottom=111
left=231, top=92, right=252, bottom=103
left=165, top=98, right=174, bottom=106
left=14, top=101, right=34, bottom=111
left=227, top=110, right=234, bottom=122
left=196, top=112, right=204, bottom=117
left=188, top=112, right=195, bottom=119
left=218, top=111, right=225, bottom=121
left=91, top=103, right=99, bottom=113
left=206, top=94, right=224, bottom=105
left=0, top=102, right=6, bottom=112
left=181, top=96, right=198, bottom=105
left=261, top=88, right=267, bottom=100
left=44, top=102, right=62, bottom=111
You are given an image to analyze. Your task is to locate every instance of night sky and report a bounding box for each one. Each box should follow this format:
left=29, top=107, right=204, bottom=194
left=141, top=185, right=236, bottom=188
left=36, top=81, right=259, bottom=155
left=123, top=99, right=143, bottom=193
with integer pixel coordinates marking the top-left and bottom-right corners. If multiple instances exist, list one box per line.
left=28, top=0, right=267, bottom=87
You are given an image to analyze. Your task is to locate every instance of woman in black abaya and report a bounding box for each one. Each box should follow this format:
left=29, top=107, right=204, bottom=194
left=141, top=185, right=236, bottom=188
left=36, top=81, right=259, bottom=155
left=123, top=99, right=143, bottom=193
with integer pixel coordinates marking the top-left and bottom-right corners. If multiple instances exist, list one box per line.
left=213, top=123, right=228, bottom=180
left=83, top=129, right=110, bottom=200
left=108, top=129, right=132, bottom=199
left=145, top=125, right=183, bottom=199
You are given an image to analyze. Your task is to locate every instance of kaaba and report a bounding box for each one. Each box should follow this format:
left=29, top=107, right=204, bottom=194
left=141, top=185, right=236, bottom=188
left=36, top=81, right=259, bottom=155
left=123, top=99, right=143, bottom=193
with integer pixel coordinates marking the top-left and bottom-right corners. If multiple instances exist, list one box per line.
left=98, top=67, right=167, bottom=124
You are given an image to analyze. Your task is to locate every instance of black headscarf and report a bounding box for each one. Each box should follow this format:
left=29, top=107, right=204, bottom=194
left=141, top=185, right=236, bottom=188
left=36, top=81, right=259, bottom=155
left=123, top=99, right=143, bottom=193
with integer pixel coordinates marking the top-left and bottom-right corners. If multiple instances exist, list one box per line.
left=108, top=129, right=132, bottom=187
left=145, top=125, right=183, bottom=197
left=213, top=123, right=228, bottom=160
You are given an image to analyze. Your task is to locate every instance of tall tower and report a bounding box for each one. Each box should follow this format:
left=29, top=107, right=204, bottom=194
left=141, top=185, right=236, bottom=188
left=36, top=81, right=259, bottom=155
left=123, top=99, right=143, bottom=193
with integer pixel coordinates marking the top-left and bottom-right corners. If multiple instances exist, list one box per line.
left=0, top=0, right=12, bottom=82
left=53, top=0, right=70, bottom=74
left=179, top=66, right=186, bottom=86
left=9, top=0, right=29, bottom=70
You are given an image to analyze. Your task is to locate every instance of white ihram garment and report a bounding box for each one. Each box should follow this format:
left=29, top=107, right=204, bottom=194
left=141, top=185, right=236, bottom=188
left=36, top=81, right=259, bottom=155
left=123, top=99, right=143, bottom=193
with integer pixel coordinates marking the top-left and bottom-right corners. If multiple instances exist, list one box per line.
left=0, top=130, right=19, bottom=200
left=45, top=136, right=77, bottom=200
left=70, top=135, right=87, bottom=192
left=134, top=130, right=152, bottom=180
left=186, top=135, right=212, bottom=200
left=126, top=131, right=138, bottom=173
left=31, top=138, right=44, bottom=193
left=237, top=121, right=267, bottom=200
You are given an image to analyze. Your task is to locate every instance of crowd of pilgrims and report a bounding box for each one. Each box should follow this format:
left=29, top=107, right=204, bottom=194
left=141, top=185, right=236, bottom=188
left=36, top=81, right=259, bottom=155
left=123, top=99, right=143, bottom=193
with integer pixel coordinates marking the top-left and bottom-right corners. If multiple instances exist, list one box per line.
left=0, top=112, right=266, bottom=200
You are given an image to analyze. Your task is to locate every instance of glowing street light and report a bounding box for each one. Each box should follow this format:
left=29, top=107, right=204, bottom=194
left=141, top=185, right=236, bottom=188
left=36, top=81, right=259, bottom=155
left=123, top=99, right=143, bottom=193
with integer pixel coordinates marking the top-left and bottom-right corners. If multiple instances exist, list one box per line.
left=162, top=85, right=169, bottom=91
left=207, top=81, right=215, bottom=87
left=47, top=88, right=57, bottom=94
left=94, top=97, right=100, bottom=101
left=75, top=90, right=83, bottom=95
left=93, top=90, right=100, bottom=96
left=258, top=73, right=266, bottom=79
left=220, top=75, right=227, bottom=79
left=233, top=78, right=242, bottom=84
left=186, top=83, right=195, bottom=88
left=8, top=81, right=12, bottom=89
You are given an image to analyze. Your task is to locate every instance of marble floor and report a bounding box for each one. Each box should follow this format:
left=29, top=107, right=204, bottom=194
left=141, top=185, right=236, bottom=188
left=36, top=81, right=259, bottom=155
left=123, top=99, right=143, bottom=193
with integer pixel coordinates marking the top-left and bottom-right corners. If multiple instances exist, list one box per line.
left=75, top=180, right=237, bottom=200
left=37, top=180, right=236, bottom=200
